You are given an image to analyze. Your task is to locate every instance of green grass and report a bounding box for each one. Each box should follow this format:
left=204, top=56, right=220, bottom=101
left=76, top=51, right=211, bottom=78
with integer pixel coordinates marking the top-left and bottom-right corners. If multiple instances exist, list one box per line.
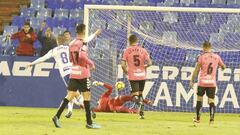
left=0, top=107, right=239, bottom=135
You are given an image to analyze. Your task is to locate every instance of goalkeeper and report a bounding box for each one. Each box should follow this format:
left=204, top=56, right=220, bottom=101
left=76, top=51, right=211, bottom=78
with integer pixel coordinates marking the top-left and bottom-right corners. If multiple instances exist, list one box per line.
left=92, top=81, right=152, bottom=115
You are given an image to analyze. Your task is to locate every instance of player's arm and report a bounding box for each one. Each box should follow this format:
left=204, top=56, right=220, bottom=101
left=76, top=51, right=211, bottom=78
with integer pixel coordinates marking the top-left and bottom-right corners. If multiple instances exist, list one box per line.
left=93, top=81, right=113, bottom=97
left=27, top=49, right=53, bottom=67
left=144, top=50, right=152, bottom=68
left=121, top=60, right=128, bottom=75
left=218, top=56, right=226, bottom=70
left=190, top=63, right=201, bottom=88
left=102, top=83, right=113, bottom=97
left=84, top=29, right=101, bottom=42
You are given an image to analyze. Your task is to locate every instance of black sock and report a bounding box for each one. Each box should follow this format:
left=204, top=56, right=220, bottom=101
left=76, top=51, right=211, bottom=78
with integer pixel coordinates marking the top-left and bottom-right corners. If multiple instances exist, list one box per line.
left=56, top=98, right=69, bottom=119
left=138, top=94, right=144, bottom=113
left=84, top=101, right=92, bottom=125
left=196, top=101, right=202, bottom=120
left=209, top=103, right=215, bottom=119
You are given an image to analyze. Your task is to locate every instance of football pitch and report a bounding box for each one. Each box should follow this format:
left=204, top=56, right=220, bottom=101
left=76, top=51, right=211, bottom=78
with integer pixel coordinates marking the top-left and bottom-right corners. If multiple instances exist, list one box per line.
left=0, top=107, right=239, bottom=135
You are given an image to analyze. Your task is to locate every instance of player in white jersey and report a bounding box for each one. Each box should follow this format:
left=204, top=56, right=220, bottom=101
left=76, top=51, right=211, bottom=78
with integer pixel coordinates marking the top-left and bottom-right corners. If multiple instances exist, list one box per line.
left=27, top=29, right=101, bottom=118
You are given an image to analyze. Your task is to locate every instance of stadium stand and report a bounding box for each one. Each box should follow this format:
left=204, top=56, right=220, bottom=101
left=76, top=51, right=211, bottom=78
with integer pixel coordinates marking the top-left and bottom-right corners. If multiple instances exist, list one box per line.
left=0, top=0, right=240, bottom=56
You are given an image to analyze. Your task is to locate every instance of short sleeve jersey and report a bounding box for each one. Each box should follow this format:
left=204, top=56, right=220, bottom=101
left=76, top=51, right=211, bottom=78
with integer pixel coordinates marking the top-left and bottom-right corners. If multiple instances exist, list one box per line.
left=122, top=45, right=150, bottom=80
left=197, top=52, right=224, bottom=87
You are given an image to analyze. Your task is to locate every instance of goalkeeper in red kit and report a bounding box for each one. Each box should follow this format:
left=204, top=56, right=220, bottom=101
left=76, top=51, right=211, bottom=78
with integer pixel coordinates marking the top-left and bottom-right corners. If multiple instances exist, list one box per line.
left=91, top=81, right=152, bottom=116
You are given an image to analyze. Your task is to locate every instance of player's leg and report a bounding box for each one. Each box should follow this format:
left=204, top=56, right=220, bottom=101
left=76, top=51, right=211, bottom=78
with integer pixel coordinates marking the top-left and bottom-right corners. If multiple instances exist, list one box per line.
left=129, top=80, right=140, bottom=105
left=206, top=87, right=216, bottom=124
left=138, top=80, right=146, bottom=119
left=65, top=90, right=83, bottom=118
left=52, top=79, right=78, bottom=128
left=81, top=78, right=101, bottom=129
left=65, top=97, right=75, bottom=118
left=194, top=86, right=205, bottom=123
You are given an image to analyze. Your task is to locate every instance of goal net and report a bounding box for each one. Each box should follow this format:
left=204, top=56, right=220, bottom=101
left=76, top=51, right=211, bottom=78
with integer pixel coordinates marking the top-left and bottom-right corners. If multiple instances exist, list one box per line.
left=84, top=5, right=240, bottom=113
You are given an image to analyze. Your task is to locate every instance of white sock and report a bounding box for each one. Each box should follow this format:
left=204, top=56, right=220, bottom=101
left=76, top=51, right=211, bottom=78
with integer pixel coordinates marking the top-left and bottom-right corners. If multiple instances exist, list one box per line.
left=67, top=101, right=74, bottom=113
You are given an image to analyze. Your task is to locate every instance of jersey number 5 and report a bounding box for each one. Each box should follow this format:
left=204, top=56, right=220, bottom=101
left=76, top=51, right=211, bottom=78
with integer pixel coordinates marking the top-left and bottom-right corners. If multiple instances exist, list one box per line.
left=133, top=55, right=140, bottom=66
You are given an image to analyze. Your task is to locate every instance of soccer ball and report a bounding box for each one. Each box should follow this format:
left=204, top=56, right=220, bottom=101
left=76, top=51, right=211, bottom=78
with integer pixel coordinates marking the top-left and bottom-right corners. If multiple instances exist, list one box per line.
left=115, top=81, right=125, bottom=90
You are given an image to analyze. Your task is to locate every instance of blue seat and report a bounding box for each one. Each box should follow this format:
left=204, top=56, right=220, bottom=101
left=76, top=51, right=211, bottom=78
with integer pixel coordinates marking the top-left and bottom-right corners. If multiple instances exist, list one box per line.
left=62, top=0, right=76, bottom=9
left=46, top=0, right=61, bottom=9
left=45, top=17, right=54, bottom=28
left=30, top=0, right=45, bottom=10
left=195, top=0, right=211, bottom=7
left=67, top=27, right=76, bottom=37
left=36, top=8, right=52, bottom=19
left=12, top=16, right=26, bottom=28
left=29, top=17, right=44, bottom=32
left=219, top=24, right=235, bottom=33
left=180, top=0, right=194, bottom=6
left=178, top=12, right=195, bottom=24
left=54, top=9, right=69, bottom=18
left=33, top=40, right=42, bottom=56
left=212, top=0, right=226, bottom=5
left=75, top=0, right=86, bottom=9
left=3, top=26, right=19, bottom=36
left=20, top=8, right=36, bottom=18
left=163, top=12, right=178, bottom=24
left=69, top=9, right=84, bottom=19
left=53, top=27, right=67, bottom=37
left=195, top=13, right=211, bottom=25
left=211, top=14, right=227, bottom=26
left=52, top=17, right=69, bottom=27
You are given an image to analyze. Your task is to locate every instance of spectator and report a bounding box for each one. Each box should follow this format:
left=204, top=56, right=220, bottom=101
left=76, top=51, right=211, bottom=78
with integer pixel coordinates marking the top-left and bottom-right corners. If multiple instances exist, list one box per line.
left=63, top=30, right=72, bottom=45
left=11, top=22, right=37, bottom=56
left=38, top=21, right=57, bottom=56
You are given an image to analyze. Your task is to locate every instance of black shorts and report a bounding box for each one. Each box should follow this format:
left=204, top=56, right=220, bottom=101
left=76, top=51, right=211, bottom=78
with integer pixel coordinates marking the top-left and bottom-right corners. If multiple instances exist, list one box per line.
left=197, top=86, right=216, bottom=99
left=68, top=78, right=91, bottom=92
left=129, top=80, right=145, bottom=93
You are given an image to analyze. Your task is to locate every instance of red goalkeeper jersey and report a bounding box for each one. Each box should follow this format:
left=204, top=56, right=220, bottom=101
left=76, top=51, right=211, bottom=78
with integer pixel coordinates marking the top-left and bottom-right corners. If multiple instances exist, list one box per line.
left=94, top=84, right=114, bottom=112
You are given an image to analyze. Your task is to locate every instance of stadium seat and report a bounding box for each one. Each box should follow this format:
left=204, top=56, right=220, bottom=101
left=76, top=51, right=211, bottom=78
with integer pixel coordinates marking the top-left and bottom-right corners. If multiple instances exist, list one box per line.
left=67, top=27, right=76, bottom=37
left=195, top=0, right=211, bottom=7
left=33, top=40, right=42, bottom=56
left=180, top=0, right=194, bottom=6
left=209, top=33, right=225, bottom=44
left=212, top=0, right=227, bottom=5
left=20, top=8, right=36, bottom=18
left=30, top=0, right=45, bottom=10
left=178, top=12, right=196, bottom=24
left=3, top=26, right=18, bottom=36
left=211, top=14, right=228, bottom=26
left=160, top=0, right=179, bottom=6
left=195, top=13, right=211, bottom=25
left=69, top=9, right=84, bottom=20
left=29, top=17, right=44, bottom=32
left=133, top=0, right=149, bottom=6
left=163, top=12, right=178, bottom=24
left=54, top=9, right=69, bottom=18
left=162, top=31, right=177, bottom=44
left=106, top=0, right=120, bottom=5
left=219, top=24, right=235, bottom=33
left=45, top=0, right=61, bottom=9
left=12, top=16, right=26, bottom=28
left=62, top=0, right=76, bottom=9
left=53, top=27, right=67, bottom=37
left=36, top=8, right=53, bottom=19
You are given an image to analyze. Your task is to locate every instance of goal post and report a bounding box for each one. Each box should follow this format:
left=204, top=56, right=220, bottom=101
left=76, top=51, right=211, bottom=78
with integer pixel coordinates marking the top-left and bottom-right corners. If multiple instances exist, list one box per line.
left=84, top=5, right=240, bottom=113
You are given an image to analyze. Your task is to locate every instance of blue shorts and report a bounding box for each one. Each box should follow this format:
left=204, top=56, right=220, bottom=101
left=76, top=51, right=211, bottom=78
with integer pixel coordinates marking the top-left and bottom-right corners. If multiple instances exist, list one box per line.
left=62, top=74, right=70, bottom=87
